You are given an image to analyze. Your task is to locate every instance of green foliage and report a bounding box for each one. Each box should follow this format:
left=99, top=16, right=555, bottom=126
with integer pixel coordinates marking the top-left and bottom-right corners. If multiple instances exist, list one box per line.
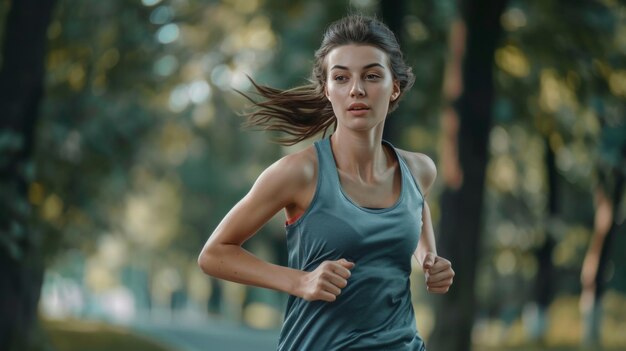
left=480, top=0, right=626, bottom=317
left=28, top=0, right=626, bottom=343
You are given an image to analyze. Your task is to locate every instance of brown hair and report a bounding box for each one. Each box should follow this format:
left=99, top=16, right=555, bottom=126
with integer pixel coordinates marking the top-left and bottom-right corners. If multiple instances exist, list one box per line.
left=239, top=14, right=415, bottom=145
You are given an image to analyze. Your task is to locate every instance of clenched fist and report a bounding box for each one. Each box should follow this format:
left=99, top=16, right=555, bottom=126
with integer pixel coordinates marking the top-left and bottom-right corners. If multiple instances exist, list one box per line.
left=297, top=259, right=355, bottom=302
left=422, top=253, right=454, bottom=294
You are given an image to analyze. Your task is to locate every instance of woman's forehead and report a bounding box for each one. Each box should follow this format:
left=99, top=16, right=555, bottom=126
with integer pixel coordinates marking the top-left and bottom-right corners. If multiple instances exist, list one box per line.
left=324, top=44, right=390, bottom=70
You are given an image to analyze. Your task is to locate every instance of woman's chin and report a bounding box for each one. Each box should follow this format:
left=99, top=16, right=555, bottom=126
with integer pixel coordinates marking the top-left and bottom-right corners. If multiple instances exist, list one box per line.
left=338, top=120, right=384, bottom=133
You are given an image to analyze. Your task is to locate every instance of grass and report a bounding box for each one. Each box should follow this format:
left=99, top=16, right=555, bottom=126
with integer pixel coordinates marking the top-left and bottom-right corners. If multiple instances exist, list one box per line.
left=459, top=292, right=626, bottom=351
left=43, top=319, right=175, bottom=351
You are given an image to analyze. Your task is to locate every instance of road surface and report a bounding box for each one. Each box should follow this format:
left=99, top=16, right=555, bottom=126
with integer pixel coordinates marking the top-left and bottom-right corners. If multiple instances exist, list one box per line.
left=132, top=319, right=279, bottom=351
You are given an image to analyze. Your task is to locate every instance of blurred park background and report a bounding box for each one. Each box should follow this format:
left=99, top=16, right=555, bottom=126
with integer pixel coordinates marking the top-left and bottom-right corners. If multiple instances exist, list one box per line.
left=1, top=0, right=625, bottom=350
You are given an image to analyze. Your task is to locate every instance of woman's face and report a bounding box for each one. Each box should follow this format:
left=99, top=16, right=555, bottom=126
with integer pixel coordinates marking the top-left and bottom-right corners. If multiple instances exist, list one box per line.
left=324, top=44, right=400, bottom=132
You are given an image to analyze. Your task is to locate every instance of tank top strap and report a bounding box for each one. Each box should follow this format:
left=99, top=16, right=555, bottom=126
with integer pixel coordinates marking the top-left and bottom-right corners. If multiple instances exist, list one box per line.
left=383, top=140, right=425, bottom=200
left=313, top=137, right=339, bottom=199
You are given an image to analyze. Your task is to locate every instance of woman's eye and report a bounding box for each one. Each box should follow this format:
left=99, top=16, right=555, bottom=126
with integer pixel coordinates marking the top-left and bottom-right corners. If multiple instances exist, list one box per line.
left=365, top=74, right=381, bottom=80
left=334, top=75, right=347, bottom=82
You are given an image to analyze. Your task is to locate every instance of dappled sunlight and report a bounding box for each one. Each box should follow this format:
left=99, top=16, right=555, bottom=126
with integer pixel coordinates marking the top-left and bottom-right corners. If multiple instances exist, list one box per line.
left=539, top=69, right=578, bottom=114
left=488, top=155, right=518, bottom=193
left=608, top=70, right=626, bottom=98
left=187, top=263, right=212, bottom=305
left=191, top=102, right=216, bottom=128
left=496, top=250, right=518, bottom=276
left=97, top=235, right=129, bottom=270
left=405, top=16, right=429, bottom=42
left=244, top=302, right=282, bottom=329
left=496, top=44, right=530, bottom=78
left=152, top=266, right=183, bottom=306
left=168, top=80, right=212, bottom=112
left=67, top=63, right=86, bottom=91
left=225, top=0, right=261, bottom=15
left=501, top=7, right=527, bottom=32
left=156, top=23, right=179, bottom=45
left=85, top=258, right=118, bottom=292
left=123, top=178, right=181, bottom=249
left=158, top=121, right=196, bottom=165
left=552, top=226, right=589, bottom=268
left=42, top=193, right=64, bottom=223
left=142, top=0, right=163, bottom=6
left=153, top=54, right=178, bottom=77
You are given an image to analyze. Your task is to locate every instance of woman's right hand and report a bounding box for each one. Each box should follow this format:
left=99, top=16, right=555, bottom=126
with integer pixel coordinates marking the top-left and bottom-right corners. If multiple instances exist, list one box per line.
left=297, top=259, right=355, bottom=302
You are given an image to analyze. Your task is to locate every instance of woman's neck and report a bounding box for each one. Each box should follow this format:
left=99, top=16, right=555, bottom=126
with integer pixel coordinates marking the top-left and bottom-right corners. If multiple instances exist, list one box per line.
left=330, top=128, right=390, bottom=183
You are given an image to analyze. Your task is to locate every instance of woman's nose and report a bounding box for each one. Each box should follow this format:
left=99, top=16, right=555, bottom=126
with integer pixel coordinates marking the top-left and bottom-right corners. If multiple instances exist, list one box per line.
left=350, top=80, right=365, bottom=97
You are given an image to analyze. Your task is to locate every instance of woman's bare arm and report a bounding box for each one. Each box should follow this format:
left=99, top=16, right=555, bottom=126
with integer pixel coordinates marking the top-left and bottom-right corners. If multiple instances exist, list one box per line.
left=399, top=150, right=454, bottom=294
left=198, top=149, right=354, bottom=301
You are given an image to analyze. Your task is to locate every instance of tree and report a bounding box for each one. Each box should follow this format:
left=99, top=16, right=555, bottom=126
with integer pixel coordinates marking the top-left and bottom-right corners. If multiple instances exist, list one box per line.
left=0, top=0, right=58, bottom=349
left=380, top=0, right=407, bottom=143
left=428, top=0, right=507, bottom=350
left=580, top=103, right=626, bottom=346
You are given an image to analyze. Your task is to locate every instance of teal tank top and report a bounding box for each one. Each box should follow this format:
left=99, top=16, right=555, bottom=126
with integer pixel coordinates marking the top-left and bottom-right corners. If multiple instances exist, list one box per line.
left=278, top=137, right=426, bottom=351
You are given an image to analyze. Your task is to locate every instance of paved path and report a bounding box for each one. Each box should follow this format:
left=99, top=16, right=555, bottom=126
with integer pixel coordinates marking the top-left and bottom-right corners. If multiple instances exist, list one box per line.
left=131, top=319, right=279, bottom=351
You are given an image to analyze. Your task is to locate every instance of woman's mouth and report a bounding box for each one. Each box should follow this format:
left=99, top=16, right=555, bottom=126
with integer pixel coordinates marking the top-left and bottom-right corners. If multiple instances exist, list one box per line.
left=348, top=103, right=370, bottom=116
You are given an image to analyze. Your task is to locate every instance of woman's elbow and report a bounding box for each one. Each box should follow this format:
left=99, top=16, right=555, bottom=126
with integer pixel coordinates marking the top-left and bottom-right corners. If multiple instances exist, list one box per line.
left=197, top=246, right=217, bottom=276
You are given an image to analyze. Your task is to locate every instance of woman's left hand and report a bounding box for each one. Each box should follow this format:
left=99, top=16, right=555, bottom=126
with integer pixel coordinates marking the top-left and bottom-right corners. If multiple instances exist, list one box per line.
left=422, top=253, right=454, bottom=294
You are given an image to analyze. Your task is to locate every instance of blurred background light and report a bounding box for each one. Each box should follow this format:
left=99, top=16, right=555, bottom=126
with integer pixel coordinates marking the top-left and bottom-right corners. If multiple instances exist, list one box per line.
left=150, top=6, right=173, bottom=25
left=157, top=23, right=180, bottom=44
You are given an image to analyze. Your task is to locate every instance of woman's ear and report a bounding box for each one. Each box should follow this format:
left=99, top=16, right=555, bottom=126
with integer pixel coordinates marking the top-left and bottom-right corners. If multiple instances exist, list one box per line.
left=391, top=81, right=401, bottom=101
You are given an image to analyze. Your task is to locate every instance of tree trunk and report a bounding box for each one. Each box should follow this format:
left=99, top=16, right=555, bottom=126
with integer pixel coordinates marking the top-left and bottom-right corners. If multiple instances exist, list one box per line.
left=428, top=1, right=507, bottom=350
left=0, top=0, right=57, bottom=350
left=525, top=135, right=558, bottom=342
left=537, top=135, right=558, bottom=315
left=580, top=167, right=625, bottom=345
left=380, top=0, right=406, bottom=143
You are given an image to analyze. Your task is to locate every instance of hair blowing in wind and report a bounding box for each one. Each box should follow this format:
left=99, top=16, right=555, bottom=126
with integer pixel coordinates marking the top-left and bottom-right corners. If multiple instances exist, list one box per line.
left=238, top=14, right=415, bottom=145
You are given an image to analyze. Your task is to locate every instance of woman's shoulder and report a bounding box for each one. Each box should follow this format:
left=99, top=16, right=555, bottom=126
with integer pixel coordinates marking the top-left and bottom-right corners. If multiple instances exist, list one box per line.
left=395, top=148, right=437, bottom=196
left=245, top=144, right=318, bottom=209
left=265, top=144, right=318, bottom=188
